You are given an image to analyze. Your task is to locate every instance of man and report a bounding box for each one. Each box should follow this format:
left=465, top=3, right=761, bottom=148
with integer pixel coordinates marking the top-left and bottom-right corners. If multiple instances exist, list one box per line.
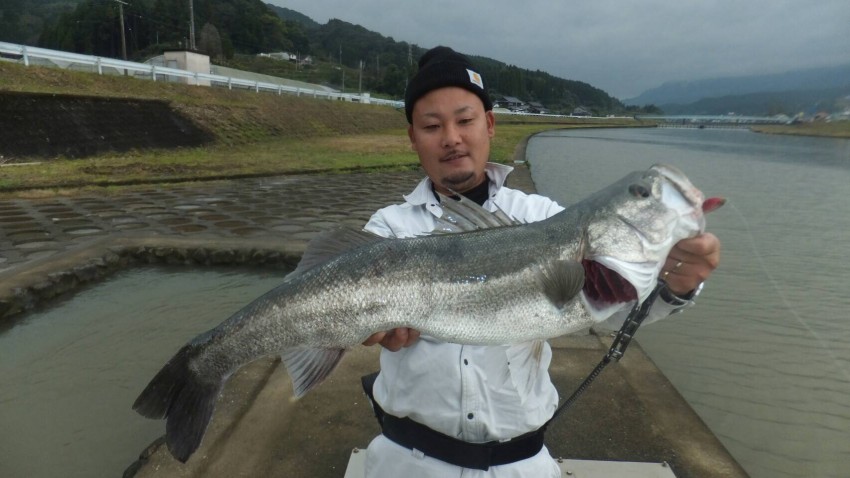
left=361, top=46, right=720, bottom=477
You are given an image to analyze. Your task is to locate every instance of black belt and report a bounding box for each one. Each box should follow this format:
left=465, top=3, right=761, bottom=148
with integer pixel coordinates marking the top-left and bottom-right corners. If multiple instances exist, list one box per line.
left=361, top=372, right=547, bottom=471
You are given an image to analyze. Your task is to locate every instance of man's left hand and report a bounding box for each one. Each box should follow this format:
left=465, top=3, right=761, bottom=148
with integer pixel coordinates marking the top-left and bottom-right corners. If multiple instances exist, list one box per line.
left=661, top=233, right=721, bottom=296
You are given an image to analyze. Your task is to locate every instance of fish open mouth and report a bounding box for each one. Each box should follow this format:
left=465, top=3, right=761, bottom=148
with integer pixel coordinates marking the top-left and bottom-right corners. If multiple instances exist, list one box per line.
left=581, top=259, right=637, bottom=306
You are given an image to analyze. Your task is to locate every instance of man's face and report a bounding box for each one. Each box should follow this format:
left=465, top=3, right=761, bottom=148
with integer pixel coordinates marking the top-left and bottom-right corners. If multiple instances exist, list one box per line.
left=408, top=87, right=496, bottom=195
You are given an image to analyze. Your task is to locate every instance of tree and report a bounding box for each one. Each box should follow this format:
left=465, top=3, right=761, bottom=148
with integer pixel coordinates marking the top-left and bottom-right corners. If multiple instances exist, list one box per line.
left=379, top=64, right=407, bottom=97
left=0, top=0, right=24, bottom=42
left=198, top=22, right=222, bottom=59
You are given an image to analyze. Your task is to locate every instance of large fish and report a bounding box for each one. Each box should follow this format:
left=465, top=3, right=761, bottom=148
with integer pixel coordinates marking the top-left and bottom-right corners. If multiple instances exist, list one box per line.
left=133, top=164, right=718, bottom=462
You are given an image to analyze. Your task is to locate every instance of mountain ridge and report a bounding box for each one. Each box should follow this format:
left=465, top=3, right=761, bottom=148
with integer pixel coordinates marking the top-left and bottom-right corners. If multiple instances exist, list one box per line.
left=625, top=63, right=850, bottom=107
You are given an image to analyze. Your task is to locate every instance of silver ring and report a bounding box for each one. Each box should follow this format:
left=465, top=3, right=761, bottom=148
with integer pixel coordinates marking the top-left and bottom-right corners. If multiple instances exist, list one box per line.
left=674, top=261, right=683, bottom=271
left=662, top=270, right=670, bottom=281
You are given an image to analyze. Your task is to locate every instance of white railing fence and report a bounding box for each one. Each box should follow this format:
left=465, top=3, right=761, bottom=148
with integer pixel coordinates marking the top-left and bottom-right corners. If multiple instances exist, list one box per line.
left=0, top=42, right=404, bottom=108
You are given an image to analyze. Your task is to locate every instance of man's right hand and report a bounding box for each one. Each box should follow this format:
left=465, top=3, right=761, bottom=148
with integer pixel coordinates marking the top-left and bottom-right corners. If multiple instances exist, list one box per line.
left=362, top=328, right=421, bottom=351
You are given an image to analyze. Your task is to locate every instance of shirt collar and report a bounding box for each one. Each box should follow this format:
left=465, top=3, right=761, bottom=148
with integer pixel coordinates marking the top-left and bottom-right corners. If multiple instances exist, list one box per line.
left=403, top=162, right=515, bottom=206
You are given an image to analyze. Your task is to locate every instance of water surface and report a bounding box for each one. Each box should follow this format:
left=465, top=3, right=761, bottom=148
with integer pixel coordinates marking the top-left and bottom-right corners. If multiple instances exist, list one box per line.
left=528, top=127, right=850, bottom=478
left=0, top=267, right=285, bottom=478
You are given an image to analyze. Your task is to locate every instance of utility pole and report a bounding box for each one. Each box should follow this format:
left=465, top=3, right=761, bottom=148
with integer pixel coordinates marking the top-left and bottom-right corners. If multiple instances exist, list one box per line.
left=339, top=44, right=344, bottom=92
left=115, top=0, right=128, bottom=60
left=358, top=60, right=363, bottom=93
left=189, top=0, right=196, bottom=50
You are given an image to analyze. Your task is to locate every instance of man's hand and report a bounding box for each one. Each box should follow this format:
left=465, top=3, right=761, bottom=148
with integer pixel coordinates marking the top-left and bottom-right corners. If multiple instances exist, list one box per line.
left=362, top=328, right=421, bottom=351
left=662, top=233, right=721, bottom=296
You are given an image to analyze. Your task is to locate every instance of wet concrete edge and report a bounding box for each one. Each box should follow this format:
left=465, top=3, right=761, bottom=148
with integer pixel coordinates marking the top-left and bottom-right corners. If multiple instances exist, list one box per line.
left=0, top=233, right=305, bottom=322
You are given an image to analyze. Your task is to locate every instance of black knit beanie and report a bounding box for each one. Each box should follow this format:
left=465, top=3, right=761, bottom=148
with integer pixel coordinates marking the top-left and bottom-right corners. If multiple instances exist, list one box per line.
left=404, top=46, right=493, bottom=124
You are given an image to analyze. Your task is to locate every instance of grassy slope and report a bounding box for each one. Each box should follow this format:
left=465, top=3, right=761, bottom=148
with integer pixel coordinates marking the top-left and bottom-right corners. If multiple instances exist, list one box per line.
left=0, top=61, right=645, bottom=194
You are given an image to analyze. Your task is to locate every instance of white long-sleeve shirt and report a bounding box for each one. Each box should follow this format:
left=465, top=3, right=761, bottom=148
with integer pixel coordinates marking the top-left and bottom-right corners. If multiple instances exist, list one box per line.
left=362, top=163, right=683, bottom=477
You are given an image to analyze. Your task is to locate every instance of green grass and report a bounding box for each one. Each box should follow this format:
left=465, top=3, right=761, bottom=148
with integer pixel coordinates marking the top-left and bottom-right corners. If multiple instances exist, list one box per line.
left=0, top=122, right=651, bottom=195
left=0, top=131, right=417, bottom=193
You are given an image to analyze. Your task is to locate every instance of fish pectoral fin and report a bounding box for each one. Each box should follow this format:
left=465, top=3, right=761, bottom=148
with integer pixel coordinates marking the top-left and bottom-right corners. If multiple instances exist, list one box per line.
left=535, top=259, right=585, bottom=309
left=281, top=347, right=348, bottom=398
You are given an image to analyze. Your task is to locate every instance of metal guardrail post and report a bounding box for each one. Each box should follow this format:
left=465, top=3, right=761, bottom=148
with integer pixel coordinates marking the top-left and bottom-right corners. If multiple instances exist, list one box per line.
left=151, top=65, right=157, bottom=81
left=22, top=45, right=29, bottom=66
left=255, top=81, right=259, bottom=93
left=96, top=57, right=102, bottom=75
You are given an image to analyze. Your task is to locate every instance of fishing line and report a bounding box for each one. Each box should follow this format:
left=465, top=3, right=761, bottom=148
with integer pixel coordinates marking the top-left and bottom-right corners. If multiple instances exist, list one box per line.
left=726, top=200, right=850, bottom=382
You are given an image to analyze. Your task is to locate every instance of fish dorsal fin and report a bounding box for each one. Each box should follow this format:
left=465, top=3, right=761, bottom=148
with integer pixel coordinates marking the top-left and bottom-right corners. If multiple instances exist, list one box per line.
left=293, top=227, right=383, bottom=275
left=281, top=347, right=347, bottom=398
left=433, top=191, right=522, bottom=233
left=535, top=259, right=585, bottom=309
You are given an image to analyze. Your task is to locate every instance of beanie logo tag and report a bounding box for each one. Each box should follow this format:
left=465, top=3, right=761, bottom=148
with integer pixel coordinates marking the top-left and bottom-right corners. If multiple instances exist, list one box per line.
left=467, top=69, right=484, bottom=89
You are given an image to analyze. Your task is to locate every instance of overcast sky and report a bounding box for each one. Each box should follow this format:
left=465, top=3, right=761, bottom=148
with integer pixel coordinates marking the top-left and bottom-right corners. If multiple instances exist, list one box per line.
left=270, top=0, right=850, bottom=100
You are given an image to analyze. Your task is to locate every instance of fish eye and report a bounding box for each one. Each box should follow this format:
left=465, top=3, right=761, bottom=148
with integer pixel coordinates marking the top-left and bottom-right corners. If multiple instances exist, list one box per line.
left=628, top=183, right=651, bottom=198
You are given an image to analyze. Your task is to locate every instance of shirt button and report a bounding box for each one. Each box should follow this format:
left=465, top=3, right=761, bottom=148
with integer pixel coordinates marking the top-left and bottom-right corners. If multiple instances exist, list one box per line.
left=467, top=413, right=474, bottom=420
left=463, top=359, right=468, bottom=365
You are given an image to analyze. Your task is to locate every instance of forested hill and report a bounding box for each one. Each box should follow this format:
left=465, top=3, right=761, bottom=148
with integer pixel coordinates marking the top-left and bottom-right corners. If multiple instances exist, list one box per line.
left=2, top=0, right=650, bottom=114
left=264, top=4, right=319, bottom=29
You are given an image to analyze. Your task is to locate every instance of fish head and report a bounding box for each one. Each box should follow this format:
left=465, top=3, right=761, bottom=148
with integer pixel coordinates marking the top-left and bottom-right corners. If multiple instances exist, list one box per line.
left=578, top=163, right=707, bottom=317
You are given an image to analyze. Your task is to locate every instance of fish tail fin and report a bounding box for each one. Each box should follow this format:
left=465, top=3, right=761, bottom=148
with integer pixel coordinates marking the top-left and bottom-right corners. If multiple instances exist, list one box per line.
left=133, top=346, right=222, bottom=463
left=281, top=347, right=347, bottom=398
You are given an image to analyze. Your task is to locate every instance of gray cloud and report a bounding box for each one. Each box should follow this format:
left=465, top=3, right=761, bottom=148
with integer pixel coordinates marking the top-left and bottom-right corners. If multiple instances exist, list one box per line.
left=271, top=0, right=850, bottom=99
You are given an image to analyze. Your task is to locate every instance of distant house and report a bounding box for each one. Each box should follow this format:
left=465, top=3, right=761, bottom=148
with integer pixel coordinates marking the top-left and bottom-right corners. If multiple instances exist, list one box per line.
left=813, top=111, right=830, bottom=122
left=571, top=106, right=591, bottom=117
left=494, top=95, right=526, bottom=111
left=260, top=52, right=297, bottom=62
left=528, top=101, right=547, bottom=114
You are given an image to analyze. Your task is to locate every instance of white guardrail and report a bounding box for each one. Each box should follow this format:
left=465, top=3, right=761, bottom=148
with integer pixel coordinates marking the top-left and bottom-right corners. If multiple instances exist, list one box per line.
left=0, top=41, right=404, bottom=108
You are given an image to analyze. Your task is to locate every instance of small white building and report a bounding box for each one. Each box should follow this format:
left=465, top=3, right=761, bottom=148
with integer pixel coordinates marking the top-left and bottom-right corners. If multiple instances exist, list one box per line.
left=260, top=52, right=298, bottom=62
left=163, top=50, right=211, bottom=85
